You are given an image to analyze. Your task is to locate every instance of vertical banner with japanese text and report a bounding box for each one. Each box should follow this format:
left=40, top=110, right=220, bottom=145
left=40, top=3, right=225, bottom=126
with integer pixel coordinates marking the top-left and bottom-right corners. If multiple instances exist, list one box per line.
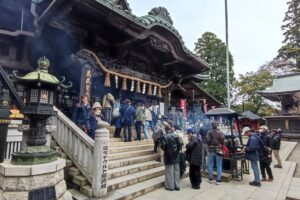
left=180, top=99, right=187, bottom=117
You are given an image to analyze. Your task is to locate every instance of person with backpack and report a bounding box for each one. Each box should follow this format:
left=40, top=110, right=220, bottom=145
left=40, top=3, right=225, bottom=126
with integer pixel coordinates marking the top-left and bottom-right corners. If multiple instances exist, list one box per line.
left=242, top=127, right=261, bottom=187
left=161, top=125, right=183, bottom=191
left=186, top=128, right=202, bottom=189
left=258, top=126, right=273, bottom=182
left=206, top=121, right=225, bottom=185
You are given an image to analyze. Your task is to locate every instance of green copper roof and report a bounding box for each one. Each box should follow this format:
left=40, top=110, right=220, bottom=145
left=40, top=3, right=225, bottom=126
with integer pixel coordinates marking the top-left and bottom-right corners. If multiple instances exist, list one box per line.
left=139, top=15, right=180, bottom=36
left=19, top=70, right=60, bottom=84
left=259, top=73, right=300, bottom=95
left=95, top=1, right=208, bottom=68
left=14, top=57, right=60, bottom=85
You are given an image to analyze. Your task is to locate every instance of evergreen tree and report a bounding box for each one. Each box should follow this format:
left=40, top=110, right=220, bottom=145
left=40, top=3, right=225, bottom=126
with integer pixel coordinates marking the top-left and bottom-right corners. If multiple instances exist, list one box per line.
left=278, top=0, right=300, bottom=70
left=233, top=70, right=274, bottom=116
left=194, top=32, right=235, bottom=104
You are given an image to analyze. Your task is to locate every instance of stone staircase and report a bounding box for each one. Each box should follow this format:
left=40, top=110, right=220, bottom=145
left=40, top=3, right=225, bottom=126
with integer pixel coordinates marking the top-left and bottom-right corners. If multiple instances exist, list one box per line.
left=51, top=124, right=178, bottom=200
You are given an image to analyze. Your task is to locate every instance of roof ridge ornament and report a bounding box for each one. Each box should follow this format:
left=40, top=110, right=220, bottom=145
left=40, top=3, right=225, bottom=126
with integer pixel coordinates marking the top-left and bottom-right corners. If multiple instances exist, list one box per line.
left=148, top=7, right=173, bottom=25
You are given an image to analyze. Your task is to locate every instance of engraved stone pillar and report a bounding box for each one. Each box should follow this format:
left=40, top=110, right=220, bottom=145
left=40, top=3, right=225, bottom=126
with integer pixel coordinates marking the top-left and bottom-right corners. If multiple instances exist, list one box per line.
left=92, top=121, right=109, bottom=198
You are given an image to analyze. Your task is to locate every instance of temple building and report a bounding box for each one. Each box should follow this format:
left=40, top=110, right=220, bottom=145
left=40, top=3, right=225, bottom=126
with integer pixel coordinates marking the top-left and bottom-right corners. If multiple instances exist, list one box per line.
left=0, top=1, right=222, bottom=199
left=0, top=0, right=219, bottom=115
left=259, top=73, right=300, bottom=136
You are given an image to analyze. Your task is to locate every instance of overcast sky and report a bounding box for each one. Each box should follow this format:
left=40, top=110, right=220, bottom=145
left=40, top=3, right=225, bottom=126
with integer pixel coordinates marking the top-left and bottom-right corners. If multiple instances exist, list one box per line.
left=127, top=0, right=288, bottom=77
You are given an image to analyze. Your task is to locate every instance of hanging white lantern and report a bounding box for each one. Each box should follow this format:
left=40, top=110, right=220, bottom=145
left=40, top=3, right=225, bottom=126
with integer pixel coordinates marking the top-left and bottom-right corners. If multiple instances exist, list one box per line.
left=142, top=83, right=146, bottom=94
left=130, top=80, right=135, bottom=92
left=153, top=86, right=157, bottom=96
left=115, top=75, right=119, bottom=89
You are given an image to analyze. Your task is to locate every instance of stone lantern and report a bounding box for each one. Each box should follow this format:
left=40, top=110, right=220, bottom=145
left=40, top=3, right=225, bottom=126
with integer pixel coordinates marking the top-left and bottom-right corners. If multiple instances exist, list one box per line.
left=0, top=80, right=12, bottom=163
left=11, top=57, right=72, bottom=165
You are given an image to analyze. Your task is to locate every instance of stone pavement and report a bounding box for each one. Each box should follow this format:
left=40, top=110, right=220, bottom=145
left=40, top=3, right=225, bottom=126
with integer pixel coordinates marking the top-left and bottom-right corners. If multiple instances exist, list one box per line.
left=135, top=141, right=299, bottom=200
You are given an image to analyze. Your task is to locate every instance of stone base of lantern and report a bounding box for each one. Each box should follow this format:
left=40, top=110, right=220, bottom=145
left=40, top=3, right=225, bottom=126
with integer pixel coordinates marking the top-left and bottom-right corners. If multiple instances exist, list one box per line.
left=11, top=145, right=57, bottom=165
left=0, top=158, right=72, bottom=200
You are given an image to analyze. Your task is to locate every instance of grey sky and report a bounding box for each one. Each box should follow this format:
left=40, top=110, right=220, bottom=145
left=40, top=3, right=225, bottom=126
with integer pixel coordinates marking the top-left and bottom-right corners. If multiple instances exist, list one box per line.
left=127, top=0, right=288, bottom=76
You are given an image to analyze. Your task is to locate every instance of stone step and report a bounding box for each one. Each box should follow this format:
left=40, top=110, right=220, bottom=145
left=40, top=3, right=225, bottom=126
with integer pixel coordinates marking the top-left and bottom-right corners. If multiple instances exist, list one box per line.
left=108, top=160, right=163, bottom=179
left=109, top=154, right=157, bottom=169
left=66, top=159, right=73, bottom=168
left=68, top=188, right=89, bottom=200
left=107, top=165, right=165, bottom=192
left=80, top=184, right=93, bottom=197
left=109, top=140, right=152, bottom=147
left=109, top=144, right=154, bottom=153
left=109, top=137, right=123, bottom=142
left=105, top=168, right=190, bottom=200
left=109, top=149, right=154, bottom=161
left=72, top=175, right=88, bottom=186
left=68, top=167, right=80, bottom=176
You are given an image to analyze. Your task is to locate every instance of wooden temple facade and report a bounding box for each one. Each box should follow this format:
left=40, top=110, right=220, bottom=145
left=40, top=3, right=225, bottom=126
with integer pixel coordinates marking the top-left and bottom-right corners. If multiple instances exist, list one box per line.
left=259, top=73, right=300, bottom=136
left=0, top=0, right=219, bottom=115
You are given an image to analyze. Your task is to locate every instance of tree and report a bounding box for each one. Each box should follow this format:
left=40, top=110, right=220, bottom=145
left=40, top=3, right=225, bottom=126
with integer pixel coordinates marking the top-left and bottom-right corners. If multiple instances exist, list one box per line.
left=233, top=70, right=274, bottom=116
left=194, top=32, right=235, bottom=104
left=278, top=0, right=300, bottom=70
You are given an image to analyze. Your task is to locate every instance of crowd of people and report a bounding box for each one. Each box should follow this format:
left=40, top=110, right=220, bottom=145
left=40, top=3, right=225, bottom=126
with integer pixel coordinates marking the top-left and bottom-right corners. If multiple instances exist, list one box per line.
left=70, top=94, right=283, bottom=191
left=242, top=126, right=283, bottom=187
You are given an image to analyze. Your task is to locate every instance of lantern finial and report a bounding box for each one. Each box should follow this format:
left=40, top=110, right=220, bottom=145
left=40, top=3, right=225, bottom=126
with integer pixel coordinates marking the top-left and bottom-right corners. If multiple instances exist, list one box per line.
left=38, top=56, right=50, bottom=71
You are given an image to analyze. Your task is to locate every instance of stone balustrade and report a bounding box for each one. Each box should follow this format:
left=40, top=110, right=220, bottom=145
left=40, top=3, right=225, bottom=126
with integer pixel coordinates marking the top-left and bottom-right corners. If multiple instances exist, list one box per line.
left=52, top=106, right=109, bottom=197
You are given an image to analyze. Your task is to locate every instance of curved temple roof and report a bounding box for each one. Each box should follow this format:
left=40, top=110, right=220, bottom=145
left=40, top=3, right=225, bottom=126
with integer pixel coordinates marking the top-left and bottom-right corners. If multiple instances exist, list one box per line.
left=94, top=0, right=209, bottom=69
left=258, top=73, right=300, bottom=101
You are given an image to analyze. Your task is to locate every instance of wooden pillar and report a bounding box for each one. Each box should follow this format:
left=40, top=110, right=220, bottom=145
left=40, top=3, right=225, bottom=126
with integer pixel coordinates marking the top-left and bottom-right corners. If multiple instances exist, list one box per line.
left=80, top=64, right=92, bottom=101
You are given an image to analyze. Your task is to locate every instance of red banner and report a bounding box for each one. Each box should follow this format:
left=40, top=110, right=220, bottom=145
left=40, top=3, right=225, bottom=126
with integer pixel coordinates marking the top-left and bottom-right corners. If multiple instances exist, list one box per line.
left=180, top=99, right=187, bottom=117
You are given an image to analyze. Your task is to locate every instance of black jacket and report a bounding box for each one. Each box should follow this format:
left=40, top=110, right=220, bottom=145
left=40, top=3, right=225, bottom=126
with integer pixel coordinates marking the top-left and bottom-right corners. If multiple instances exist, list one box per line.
left=186, top=135, right=202, bottom=166
left=161, top=132, right=183, bottom=165
left=271, top=134, right=281, bottom=150
left=258, top=132, right=272, bottom=162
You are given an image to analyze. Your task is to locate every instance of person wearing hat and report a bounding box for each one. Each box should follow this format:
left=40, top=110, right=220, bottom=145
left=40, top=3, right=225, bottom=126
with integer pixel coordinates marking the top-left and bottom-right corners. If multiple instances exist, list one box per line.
left=271, top=129, right=282, bottom=168
left=242, top=127, right=261, bottom=187
left=186, top=128, right=202, bottom=189
left=152, top=120, right=169, bottom=162
left=87, top=102, right=104, bottom=139
left=258, top=125, right=273, bottom=182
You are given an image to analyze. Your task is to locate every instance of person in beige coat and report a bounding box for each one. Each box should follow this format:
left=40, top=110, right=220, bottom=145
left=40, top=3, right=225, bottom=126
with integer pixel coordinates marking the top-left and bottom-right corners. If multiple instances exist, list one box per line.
left=102, top=93, right=115, bottom=124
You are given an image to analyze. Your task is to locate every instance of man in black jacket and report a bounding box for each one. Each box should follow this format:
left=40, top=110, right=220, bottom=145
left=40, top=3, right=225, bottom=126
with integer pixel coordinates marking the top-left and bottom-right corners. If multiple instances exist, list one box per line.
left=161, top=126, right=183, bottom=191
left=271, top=129, right=282, bottom=168
left=258, top=126, right=273, bottom=182
left=186, top=130, right=202, bottom=189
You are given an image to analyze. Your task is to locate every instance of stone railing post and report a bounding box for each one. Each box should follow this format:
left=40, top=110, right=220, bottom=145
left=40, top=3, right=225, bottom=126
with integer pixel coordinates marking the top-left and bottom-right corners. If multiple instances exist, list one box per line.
left=92, top=121, right=110, bottom=198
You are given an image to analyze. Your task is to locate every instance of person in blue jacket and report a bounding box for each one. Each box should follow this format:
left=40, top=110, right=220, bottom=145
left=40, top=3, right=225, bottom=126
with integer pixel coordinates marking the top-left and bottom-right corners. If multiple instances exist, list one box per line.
left=72, top=95, right=91, bottom=132
left=120, top=99, right=136, bottom=142
left=243, top=127, right=261, bottom=187
left=87, top=102, right=104, bottom=139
